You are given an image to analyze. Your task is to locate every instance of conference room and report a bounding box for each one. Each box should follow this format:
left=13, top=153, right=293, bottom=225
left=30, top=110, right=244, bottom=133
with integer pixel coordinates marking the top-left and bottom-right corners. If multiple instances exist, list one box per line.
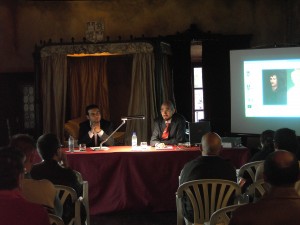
left=2, top=1, right=300, bottom=225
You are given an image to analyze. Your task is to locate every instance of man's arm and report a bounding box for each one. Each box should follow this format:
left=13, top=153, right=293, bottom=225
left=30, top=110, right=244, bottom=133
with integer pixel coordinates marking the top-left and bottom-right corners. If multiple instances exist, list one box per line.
left=78, top=122, right=94, bottom=147
left=150, top=120, right=161, bottom=146
left=99, top=121, right=114, bottom=146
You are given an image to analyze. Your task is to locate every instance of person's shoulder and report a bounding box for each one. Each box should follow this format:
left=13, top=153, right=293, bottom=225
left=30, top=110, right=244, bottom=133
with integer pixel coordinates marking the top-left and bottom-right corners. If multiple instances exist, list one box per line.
left=79, top=120, right=89, bottom=126
left=31, top=161, right=44, bottom=171
left=25, top=178, right=55, bottom=188
left=214, top=156, right=236, bottom=168
left=24, top=197, right=49, bottom=211
left=60, top=167, right=78, bottom=180
left=183, top=156, right=202, bottom=168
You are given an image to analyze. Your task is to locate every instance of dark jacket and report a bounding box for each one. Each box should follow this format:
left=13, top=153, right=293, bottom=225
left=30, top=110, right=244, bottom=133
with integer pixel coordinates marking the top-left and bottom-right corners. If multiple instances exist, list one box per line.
left=31, top=160, right=85, bottom=224
left=150, top=113, right=186, bottom=146
left=180, top=155, right=237, bottom=223
left=78, top=119, right=114, bottom=147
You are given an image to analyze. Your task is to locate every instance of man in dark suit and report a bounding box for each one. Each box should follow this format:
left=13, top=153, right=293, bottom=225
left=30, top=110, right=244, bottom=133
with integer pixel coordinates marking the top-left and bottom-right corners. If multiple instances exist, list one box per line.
left=78, top=104, right=114, bottom=147
left=150, top=100, right=186, bottom=147
left=31, top=133, right=86, bottom=225
left=229, top=150, right=300, bottom=225
left=179, top=132, right=236, bottom=223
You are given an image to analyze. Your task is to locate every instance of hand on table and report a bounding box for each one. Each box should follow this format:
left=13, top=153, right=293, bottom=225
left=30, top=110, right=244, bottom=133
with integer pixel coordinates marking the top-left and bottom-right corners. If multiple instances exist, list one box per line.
left=155, top=143, right=166, bottom=149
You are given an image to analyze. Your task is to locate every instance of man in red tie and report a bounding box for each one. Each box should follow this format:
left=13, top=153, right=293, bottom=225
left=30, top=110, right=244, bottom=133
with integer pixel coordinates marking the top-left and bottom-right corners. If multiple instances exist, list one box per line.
left=150, top=100, right=186, bottom=147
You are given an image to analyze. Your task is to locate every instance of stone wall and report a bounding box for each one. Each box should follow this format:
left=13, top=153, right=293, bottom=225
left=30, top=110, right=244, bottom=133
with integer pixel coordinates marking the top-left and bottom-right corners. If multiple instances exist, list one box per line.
left=0, top=0, right=299, bottom=72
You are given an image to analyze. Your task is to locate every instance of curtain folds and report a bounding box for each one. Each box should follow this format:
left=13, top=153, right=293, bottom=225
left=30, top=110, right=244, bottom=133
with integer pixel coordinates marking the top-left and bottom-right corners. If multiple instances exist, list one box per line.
left=41, top=54, right=67, bottom=141
left=125, top=53, right=156, bottom=145
left=67, top=57, right=110, bottom=120
left=39, top=42, right=173, bottom=144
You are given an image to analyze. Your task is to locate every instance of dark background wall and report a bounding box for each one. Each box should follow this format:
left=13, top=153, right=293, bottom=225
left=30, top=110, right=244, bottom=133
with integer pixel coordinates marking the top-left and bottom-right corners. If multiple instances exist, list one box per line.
left=0, top=0, right=299, bottom=145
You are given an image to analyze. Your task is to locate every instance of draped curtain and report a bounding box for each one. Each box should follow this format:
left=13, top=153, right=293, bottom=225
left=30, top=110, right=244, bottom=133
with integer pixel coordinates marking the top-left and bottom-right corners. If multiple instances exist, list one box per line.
left=159, top=54, right=174, bottom=104
left=125, top=53, right=156, bottom=145
left=41, top=54, right=67, bottom=141
left=67, top=56, right=110, bottom=120
left=38, top=42, right=173, bottom=144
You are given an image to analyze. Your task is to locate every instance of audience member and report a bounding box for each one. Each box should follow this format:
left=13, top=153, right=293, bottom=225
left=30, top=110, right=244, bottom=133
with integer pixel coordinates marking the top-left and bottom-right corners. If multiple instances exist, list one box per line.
left=255, top=128, right=299, bottom=181
left=78, top=104, right=114, bottom=147
left=9, top=134, right=62, bottom=216
left=179, top=132, right=236, bottom=223
left=31, top=133, right=85, bottom=224
left=249, top=130, right=275, bottom=162
left=150, top=100, right=186, bottom=147
left=229, top=150, right=300, bottom=225
left=0, top=147, right=50, bottom=225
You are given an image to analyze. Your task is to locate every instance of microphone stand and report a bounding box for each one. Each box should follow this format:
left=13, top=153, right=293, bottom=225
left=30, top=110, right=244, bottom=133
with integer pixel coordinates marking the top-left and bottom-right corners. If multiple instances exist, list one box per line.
left=99, top=119, right=126, bottom=149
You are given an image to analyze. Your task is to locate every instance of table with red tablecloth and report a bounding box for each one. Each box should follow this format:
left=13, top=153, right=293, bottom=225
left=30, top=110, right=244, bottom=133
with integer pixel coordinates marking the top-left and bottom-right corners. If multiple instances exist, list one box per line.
left=33, top=146, right=248, bottom=215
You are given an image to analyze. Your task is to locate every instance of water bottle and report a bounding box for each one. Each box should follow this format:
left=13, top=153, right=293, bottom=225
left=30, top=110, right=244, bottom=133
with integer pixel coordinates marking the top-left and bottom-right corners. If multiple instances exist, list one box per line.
left=68, top=135, right=75, bottom=152
left=132, top=132, right=137, bottom=149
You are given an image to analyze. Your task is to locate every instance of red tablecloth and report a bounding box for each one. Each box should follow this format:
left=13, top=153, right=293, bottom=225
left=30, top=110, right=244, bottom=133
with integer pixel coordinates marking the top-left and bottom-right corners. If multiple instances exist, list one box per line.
left=33, top=146, right=250, bottom=215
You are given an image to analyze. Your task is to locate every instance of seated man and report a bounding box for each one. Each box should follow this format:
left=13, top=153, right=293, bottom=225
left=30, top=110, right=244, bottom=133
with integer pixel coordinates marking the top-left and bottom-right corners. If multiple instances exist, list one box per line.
left=9, top=134, right=62, bottom=217
left=0, top=147, right=50, bottom=225
left=150, top=100, right=186, bottom=147
left=255, top=127, right=299, bottom=181
left=31, top=133, right=86, bottom=224
left=78, top=104, right=114, bottom=147
left=229, top=150, right=300, bottom=225
left=179, top=132, right=236, bottom=223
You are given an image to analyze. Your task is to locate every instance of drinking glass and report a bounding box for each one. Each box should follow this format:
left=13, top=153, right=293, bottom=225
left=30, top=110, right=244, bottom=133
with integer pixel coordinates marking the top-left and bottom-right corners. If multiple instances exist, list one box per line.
left=79, top=143, right=86, bottom=151
left=140, top=142, right=148, bottom=149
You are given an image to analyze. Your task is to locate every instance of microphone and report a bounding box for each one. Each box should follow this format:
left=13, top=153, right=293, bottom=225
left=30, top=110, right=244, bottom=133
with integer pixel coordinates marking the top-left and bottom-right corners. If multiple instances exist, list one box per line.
left=121, top=115, right=145, bottom=120
left=98, top=115, right=145, bottom=149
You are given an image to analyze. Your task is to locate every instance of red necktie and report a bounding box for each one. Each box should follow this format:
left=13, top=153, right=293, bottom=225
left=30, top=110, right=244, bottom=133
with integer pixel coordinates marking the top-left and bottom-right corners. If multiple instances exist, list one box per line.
left=162, top=123, right=170, bottom=140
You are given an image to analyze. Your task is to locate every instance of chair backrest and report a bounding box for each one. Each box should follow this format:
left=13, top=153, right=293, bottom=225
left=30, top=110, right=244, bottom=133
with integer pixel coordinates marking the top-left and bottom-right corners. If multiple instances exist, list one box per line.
left=210, top=204, right=243, bottom=225
left=246, top=179, right=270, bottom=202
left=176, top=179, right=241, bottom=225
left=64, top=117, right=86, bottom=140
left=73, top=170, right=83, bottom=183
left=49, top=213, right=65, bottom=225
left=238, top=161, right=264, bottom=183
left=82, top=181, right=90, bottom=225
left=55, top=185, right=81, bottom=225
left=294, top=180, right=300, bottom=195
left=72, top=170, right=90, bottom=225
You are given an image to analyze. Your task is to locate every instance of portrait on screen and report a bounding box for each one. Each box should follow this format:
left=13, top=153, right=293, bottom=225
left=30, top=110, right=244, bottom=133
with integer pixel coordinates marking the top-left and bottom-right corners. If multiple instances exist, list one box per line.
left=262, top=69, right=287, bottom=105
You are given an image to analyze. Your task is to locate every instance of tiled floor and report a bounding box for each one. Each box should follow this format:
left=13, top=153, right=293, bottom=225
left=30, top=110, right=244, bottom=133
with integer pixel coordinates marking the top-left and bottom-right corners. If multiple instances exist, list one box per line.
left=90, top=211, right=177, bottom=225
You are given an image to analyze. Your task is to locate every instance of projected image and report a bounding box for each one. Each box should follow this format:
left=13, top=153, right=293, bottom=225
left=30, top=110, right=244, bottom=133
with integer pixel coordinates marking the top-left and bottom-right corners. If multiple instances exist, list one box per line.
left=288, top=68, right=300, bottom=106
left=262, top=70, right=287, bottom=105
left=244, top=59, right=300, bottom=117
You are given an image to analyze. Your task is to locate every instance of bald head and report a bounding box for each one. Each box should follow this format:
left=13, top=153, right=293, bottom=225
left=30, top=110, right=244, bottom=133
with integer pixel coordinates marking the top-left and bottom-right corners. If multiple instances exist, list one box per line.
left=264, top=150, right=299, bottom=186
left=201, top=132, right=222, bottom=156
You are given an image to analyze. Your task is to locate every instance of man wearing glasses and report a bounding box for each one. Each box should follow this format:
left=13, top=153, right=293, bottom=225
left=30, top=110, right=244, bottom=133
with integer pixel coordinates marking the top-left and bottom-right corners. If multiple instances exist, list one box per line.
left=78, top=104, right=114, bottom=147
left=150, top=100, right=186, bottom=147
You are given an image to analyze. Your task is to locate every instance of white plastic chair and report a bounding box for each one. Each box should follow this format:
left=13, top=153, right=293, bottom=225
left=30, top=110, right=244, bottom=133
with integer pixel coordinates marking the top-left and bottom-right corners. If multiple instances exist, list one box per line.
left=209, top=204, right=244, bottom=225
left=237, top=161, right=264, bottom=184
left=72, top=170, right=90, bottom=225
left=49, top=213, right=65, bottom=225
left=55, top=185, right=81, bottom=225
left=246, top=179, right=270, bottom=202
left=176, top=179, right=241, bottom=225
